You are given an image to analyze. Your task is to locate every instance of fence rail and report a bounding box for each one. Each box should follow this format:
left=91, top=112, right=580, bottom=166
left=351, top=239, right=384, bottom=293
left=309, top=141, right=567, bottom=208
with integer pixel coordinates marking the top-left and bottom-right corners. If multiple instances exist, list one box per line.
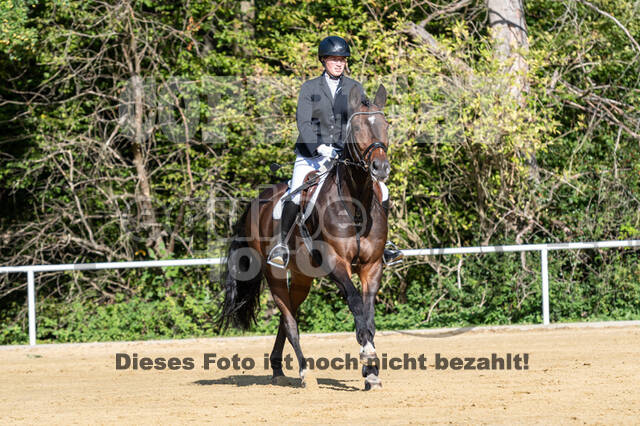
left=2, top=239, right=639, bottom=346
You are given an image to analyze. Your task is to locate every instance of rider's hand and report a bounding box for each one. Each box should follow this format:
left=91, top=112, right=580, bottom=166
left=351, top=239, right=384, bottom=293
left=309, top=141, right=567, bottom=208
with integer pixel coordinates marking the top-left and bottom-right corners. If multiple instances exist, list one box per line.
left=317, top=144, right=338, bottom=159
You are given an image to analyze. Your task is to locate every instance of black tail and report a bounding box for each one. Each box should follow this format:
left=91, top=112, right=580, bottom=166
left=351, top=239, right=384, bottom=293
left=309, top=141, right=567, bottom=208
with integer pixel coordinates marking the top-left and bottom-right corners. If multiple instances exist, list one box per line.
left=217, top=204, right=264, bottom=331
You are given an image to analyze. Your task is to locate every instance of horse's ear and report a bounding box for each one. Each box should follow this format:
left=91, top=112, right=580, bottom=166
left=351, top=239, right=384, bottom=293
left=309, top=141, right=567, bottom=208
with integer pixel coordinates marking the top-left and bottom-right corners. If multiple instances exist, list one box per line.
left=373, top=85, right=387, bottom=108
left=348, top=85, right=362, bottom=114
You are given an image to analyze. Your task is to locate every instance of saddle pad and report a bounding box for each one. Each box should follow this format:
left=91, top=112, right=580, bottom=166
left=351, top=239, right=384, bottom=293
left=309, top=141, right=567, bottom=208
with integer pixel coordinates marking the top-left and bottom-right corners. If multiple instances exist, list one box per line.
left=272, top=180, right=291, bottom=221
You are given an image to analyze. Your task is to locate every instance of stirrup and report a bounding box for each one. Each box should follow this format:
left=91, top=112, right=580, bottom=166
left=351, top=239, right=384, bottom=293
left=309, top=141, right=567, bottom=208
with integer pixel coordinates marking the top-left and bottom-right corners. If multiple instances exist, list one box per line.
left=383, top=241, right=403, bottom=267
left=267, top=243, right=290, bottom=269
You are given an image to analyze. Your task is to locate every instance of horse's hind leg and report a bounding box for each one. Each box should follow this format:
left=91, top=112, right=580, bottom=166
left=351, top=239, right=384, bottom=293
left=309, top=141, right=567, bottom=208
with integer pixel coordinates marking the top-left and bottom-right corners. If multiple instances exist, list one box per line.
left=288, top=271, right=314, bottom=386
left=266, top=270, right=315, bottom=388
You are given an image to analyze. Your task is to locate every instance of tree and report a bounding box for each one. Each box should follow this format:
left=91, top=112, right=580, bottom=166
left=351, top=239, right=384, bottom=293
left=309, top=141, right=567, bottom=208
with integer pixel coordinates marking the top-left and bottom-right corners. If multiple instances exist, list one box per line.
left=487, top=0, right=529, bottom=102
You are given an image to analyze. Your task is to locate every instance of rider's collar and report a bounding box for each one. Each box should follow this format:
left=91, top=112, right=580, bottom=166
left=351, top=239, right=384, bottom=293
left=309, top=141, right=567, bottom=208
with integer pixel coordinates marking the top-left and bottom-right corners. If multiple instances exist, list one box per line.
left=323, top=71, right=342, bottom=81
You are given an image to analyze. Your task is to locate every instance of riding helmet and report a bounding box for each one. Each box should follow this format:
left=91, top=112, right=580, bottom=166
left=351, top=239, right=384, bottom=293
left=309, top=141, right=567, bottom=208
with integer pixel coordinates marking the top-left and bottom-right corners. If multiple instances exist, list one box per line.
left=318, top=36, right=351, bottom=59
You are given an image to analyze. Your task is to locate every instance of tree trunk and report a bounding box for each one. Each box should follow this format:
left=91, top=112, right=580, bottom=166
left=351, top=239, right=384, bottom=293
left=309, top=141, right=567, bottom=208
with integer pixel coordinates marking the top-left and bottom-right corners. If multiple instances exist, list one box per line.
left=234, top=1, right=254, bottom=57
left=131, top=76, right=164, bottom=254
left=487, top=0, right=529, bottom=103
left=487, top=0, right=538, bottom=176
left=125, top=5, right=167, bottom=256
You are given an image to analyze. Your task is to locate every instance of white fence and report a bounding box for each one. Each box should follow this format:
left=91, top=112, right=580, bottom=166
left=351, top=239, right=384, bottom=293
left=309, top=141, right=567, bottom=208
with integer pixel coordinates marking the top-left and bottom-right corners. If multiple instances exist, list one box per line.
left=1, top=239, right=639, bottom=346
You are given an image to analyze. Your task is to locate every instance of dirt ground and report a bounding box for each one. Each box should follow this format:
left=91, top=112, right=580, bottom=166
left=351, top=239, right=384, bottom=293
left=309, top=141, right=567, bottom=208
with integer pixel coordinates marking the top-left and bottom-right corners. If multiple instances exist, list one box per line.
left=1, top=323, right=639, bottom=424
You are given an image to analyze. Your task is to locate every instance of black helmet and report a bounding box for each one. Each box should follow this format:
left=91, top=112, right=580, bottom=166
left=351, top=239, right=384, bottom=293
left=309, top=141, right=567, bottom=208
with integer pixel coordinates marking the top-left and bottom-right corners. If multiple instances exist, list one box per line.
left=318, top=36, right=350, bottom=59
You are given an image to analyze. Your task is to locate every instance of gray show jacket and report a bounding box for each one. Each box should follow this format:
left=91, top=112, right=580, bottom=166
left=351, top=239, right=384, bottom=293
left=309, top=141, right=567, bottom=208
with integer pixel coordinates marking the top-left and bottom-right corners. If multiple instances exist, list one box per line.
left=294, top=73, right=364, bottom=158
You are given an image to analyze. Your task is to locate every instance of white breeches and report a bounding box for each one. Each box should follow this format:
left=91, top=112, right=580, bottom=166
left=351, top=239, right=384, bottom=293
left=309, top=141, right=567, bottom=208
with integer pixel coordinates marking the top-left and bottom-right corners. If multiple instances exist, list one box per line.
left=288, top=155, right=329, bottom=204
left=288, top=154, right=388, bottom=204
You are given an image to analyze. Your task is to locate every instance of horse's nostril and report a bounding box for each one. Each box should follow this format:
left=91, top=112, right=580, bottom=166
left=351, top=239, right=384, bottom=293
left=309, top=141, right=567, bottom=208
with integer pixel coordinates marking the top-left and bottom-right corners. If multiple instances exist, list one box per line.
left=372, top=161, right=379, bottom=171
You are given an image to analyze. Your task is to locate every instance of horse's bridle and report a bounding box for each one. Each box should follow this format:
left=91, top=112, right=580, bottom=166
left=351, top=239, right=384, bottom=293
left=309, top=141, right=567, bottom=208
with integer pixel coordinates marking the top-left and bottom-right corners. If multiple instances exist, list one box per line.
left=343, top=110, right=388, bottom=171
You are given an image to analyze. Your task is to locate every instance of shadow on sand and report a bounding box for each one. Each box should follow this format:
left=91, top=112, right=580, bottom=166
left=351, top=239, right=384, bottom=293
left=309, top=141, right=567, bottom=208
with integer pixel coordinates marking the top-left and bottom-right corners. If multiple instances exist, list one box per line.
left=393, top=326, right=476, bottom=338
left=193, top=375, right=361, bottom=391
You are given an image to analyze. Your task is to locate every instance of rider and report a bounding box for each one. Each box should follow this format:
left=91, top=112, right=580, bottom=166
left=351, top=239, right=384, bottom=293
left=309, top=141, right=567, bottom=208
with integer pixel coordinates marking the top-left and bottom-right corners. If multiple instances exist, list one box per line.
left=267, top=35, right=403, bottom=269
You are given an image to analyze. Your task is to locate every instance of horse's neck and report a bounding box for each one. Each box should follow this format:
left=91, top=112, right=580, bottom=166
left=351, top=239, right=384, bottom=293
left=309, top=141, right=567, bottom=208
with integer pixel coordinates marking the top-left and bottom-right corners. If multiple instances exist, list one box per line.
left=341, top=163, right=374, bottom=213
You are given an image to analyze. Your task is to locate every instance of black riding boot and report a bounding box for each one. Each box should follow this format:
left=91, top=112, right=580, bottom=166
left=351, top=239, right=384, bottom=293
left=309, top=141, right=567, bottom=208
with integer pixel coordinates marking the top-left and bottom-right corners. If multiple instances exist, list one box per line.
left=382, top=200, right=403, bottom=266
left=267, top=200, right=299, bottom=268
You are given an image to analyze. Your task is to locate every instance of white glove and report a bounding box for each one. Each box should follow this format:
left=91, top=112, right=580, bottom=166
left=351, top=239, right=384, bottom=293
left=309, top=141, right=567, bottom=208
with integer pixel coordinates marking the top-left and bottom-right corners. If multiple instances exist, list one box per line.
left=317, top=144, right=338, bottom=159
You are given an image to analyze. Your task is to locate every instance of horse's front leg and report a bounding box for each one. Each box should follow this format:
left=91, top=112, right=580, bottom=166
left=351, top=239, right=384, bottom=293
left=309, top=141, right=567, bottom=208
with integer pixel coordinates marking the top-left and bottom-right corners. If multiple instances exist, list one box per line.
left=329, top=260, right=378, bottom=376
left=358, top=259, right=383, bottom=390
left=269, top=316, right=288, bottom=384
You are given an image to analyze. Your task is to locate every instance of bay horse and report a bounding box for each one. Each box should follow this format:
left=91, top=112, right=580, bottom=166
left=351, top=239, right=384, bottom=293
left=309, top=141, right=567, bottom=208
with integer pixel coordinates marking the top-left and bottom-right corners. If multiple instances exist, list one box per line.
left=218, top=84, right=390, bottom=390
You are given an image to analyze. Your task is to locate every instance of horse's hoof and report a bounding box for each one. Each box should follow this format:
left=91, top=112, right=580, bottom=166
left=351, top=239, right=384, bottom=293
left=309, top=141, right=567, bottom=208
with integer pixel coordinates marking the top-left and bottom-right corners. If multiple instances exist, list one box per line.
left=360, top=342, right=377, bottom=365
left=364, top=373, right=382, bottom=391
left=272, top=375, right=291, bottom=386
left=300, top=368, right=318, bottom=389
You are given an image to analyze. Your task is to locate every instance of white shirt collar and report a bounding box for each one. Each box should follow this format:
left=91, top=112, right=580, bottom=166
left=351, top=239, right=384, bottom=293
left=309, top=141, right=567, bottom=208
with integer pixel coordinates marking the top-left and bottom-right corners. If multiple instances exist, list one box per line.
left=324, top=72, right=340, bottom=98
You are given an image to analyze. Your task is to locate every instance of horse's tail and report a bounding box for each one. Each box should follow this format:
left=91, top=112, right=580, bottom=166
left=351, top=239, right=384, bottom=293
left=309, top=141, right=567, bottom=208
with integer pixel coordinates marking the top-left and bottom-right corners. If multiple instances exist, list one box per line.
left=217, top=203, right=264, bottom=331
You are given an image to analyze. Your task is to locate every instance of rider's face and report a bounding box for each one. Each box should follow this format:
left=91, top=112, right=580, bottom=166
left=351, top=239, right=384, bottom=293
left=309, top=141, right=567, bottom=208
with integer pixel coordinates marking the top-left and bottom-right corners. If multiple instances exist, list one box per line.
left=323, top=56, right=347, bottom=77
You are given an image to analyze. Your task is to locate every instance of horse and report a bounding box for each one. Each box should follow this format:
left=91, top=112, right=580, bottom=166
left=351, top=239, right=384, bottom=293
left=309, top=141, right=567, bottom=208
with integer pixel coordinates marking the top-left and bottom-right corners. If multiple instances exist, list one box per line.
left=218, top=84, right=391, bottom=390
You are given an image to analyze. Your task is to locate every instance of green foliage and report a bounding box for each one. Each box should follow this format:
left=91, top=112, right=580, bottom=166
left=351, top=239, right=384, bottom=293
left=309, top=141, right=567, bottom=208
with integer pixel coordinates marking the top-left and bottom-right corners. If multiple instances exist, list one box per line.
left=0, top=0, right=38, bottom=59
left=31, top=268, right=223, bottom=343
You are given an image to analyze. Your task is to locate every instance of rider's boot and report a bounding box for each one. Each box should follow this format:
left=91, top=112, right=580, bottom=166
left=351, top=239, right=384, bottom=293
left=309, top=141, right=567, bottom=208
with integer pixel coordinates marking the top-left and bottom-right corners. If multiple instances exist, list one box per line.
left=382, top=200, right=403, bottom=266
left=267, top=200, right=299, bottom=269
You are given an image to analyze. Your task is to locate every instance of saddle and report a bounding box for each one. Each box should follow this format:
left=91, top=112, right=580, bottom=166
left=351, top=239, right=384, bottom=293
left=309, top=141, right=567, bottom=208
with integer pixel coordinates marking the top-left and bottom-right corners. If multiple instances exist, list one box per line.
left=300, top=171, right=321, bottom=215
left=272, top=170, right=329, bottom=221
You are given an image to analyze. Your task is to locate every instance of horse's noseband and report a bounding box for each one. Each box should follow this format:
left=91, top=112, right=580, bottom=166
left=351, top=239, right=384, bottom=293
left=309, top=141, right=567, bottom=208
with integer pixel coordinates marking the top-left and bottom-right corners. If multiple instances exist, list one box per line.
left=361, top=141, right=387, bottom=164
left=344, top=110, right=388, bottom=171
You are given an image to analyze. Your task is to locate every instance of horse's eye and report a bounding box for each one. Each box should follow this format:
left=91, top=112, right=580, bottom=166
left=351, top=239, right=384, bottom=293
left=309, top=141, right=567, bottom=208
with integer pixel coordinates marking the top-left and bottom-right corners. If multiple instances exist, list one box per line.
left=353, top=126, right=360, bottom=132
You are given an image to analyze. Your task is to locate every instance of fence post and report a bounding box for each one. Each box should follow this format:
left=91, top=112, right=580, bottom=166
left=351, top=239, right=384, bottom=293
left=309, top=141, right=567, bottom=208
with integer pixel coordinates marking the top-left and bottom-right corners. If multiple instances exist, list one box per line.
left=541, top=247, right=550, bottom=325
left=27, top=271, right=36, bottom=346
